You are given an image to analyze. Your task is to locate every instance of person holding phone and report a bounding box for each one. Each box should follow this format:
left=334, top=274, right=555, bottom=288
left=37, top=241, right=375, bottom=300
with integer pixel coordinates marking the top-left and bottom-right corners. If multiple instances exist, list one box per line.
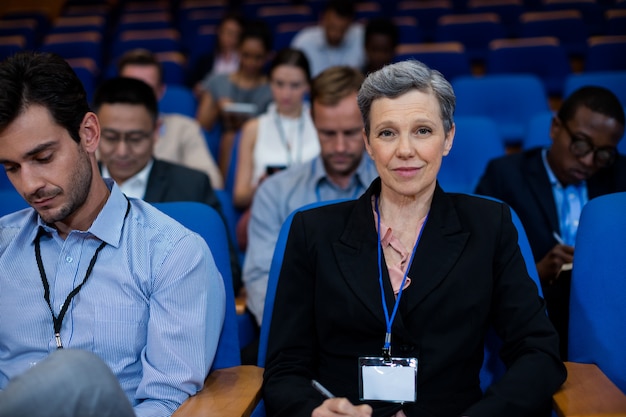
left=233, top=48, right=319, bottom=211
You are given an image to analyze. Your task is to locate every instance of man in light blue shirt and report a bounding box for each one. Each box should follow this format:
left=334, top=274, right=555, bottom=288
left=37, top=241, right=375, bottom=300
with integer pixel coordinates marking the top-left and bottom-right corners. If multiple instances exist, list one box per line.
left=0, top=52, right=225, bottom=417
left=291, top=0, right=365, bottom=77
left=243, top=66, right=378, bottom=326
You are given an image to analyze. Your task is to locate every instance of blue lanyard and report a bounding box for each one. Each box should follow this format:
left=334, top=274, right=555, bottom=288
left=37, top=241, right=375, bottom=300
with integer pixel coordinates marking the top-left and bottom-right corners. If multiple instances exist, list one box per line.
left=375, top=195, right=428, bottom=361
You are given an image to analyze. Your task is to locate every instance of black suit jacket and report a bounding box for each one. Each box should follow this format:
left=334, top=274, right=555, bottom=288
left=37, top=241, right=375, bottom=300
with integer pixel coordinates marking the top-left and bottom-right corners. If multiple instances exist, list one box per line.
left=474, top=148, right=626, bottom=358
left=100, top=159, right=242, bottom=291
left=264, top=179, right=565, bottom=417
left=474, top=147, right=626, bottom=263
left=143, top=158, right=219, bottom=208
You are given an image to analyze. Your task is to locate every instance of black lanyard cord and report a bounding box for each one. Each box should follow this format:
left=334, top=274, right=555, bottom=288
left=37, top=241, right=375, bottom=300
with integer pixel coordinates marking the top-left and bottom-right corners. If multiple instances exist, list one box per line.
left=34, top=198, right=131, bottom=349
left=35, top=230, right=106, bottom=349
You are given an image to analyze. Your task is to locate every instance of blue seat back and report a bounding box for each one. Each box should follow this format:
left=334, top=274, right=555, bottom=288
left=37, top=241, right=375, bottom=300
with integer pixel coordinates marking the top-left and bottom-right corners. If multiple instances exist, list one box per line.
left=151, top=201, right=240, bottom=370
left=486, top=39, right=571, bottom=97
left=473, top=195, right=544, bottom=391
left=569, top=192, right=626, bottom=393
left=159, top=84, right=197, bottom=118
left=0, top=188, right=29, bottom=217
left=522, top=111, right=554, bottom=150
left=438, top=116, right=506, bottom=194
left=453, top=74, right=550, bottom=145
left=257, top=199, right=348, bottom=368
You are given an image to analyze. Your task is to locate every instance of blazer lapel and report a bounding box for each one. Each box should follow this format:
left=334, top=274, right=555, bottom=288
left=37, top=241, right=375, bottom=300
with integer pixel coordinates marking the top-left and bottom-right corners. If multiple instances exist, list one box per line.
left=331, top=183, right=472, bottom=329
left=144, top=159, right=167, bottom=202
left=401, top=186, right=469, bottom=315
left=333, top=182, right=394, bottom=328
left=525, top=151, right=559, bottom=232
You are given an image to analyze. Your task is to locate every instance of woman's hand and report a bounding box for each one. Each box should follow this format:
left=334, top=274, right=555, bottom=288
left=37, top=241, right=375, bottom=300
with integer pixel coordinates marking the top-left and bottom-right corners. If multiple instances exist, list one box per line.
left=312, top=398, right=373, bottom=417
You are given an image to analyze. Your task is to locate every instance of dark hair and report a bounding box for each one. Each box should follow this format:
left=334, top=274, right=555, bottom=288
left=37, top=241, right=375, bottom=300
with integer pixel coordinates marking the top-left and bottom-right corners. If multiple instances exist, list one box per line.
left=558, top=86, right=625, bottom=127
left=117, top=48, right=163, bottom=85
left=92, top=77, right=159, bottom=124
left=324, top=0, right=356, bottom=18
left=239, top=19, right=273, bottom=52
left=0, top=51, right=90, bottom=143
left=269, top=48, right=311, bottom=84
left=365, top=18, right=399, bottom=49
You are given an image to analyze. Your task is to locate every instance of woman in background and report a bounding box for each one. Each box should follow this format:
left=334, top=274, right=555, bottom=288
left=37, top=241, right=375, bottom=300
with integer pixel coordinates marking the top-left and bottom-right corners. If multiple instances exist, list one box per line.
left=196, top=20, right=273, bottom=175
left=233, top=48, right=318, bottom=211
left=189, top=12, right=243, bottom=94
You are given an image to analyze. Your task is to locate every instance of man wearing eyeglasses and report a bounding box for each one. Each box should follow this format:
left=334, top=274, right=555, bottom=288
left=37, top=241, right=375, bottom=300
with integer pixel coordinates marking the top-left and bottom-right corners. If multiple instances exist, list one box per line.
left=475, top=86, right=626, bottom=359
left=95, top=77, right=218, bottom=206
left=95, top=77, right=243, bottom=294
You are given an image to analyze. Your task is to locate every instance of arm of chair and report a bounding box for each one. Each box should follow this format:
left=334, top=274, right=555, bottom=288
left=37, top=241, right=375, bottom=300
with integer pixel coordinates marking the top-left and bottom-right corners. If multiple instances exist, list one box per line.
left=173, top=365, right=264, bottom=417
left=553, top=362, right=626, bottom=417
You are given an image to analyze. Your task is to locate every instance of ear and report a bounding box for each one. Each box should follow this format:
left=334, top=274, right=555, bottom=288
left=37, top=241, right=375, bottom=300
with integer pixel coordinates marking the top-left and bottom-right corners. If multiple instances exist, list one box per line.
left=442, top=123, right=455, bottom=156
left=362, top=128, right=373, bottom=159
left=79, top=112, right=100, bottom=153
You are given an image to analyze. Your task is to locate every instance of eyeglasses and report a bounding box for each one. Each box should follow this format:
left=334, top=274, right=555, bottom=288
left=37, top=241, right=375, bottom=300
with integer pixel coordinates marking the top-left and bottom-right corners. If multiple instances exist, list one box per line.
left=100, top=130, right=152, bottom=148
left=560, top=120, right=617, bottom=168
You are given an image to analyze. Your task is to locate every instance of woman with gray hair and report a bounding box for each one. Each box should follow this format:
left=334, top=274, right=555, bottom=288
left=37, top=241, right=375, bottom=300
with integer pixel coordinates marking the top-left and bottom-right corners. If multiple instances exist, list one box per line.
left=263, top=60, right=566, bottom=417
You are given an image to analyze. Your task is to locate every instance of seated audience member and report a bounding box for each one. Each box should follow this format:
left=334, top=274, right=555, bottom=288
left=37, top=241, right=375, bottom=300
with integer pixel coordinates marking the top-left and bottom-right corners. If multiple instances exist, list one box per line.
left=93, top=76, right=242, bottom=293
left=362, top=17, right=399, bottom=75
left=263, top=60, right=566, bottom=417
left=291, top=0, right=365, bottom=77
left=0, top=52, right=225, bottom=417
left=188, top=12, right=243, bottom=94
left=233, top=48, right=318, bottom=210
left=117, top=48, right=224, bottom=189
left=196, top=20, right=274, bottom=176
left=243, top=66, right=378, bottom=327
left=475, top=86, right=626, bottom=359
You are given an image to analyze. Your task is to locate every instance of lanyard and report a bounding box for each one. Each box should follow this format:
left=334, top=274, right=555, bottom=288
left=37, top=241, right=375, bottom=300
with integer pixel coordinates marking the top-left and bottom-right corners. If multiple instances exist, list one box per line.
left=375, top=195, right=428, bottom=361
left=34, top=198, right=131, bottom=349
left=274, top=111, right=305, bottom=167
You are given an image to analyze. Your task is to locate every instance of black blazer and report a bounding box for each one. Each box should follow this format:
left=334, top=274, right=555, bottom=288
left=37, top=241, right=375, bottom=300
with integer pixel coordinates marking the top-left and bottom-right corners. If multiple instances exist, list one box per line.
left=143, top=159, right=219, bottom=208
left=264, top=179, right=565, bottom=417
left=475, top=147, right=626, bottom=262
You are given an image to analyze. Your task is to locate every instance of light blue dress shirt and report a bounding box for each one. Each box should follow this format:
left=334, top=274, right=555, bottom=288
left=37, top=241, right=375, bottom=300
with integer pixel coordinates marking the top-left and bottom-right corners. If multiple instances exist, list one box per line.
left=541, top=149, right=588, bottom=245
left=0, top=179, right=225, bottom=417
left=242, top=155, right=379, bottom=325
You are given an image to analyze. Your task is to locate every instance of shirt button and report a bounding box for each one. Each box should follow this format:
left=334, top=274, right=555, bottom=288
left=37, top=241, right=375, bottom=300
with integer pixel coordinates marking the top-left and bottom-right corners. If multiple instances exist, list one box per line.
left=66, top=256, right=73, bottom=263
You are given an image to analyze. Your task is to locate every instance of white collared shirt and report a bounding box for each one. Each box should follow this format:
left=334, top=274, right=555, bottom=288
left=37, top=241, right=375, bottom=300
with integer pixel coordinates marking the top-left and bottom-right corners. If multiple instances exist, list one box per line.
left=101, top=159, right=154, bottom=200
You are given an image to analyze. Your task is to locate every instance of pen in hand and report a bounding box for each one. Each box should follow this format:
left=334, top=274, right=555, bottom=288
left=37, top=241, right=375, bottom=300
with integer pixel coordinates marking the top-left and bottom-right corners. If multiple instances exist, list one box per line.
left=552, top=231, right=565, bottom=245
left=312, top=379, right=336, bottom=399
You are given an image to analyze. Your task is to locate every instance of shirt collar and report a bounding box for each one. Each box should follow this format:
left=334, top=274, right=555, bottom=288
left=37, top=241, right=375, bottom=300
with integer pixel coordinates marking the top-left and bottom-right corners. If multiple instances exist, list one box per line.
left=34, top=178, right=130, bottom=248
left=541, top=148, right=586, bottom=190
left=101, top=159, right=153, bottom=200
left=312, top=152, right=373, bottom=190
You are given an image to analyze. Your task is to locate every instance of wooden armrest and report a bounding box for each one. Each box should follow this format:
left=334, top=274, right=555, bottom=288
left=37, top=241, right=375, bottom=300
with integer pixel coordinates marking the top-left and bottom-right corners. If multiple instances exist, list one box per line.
left=173, top=365, right=264, bottom=417
left=553, top=362, right=626, bottom=417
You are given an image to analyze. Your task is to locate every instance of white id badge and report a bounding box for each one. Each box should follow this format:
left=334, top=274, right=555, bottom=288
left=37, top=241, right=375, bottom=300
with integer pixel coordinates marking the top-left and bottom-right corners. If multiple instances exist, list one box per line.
left=358, top=357, right=418, bottom=402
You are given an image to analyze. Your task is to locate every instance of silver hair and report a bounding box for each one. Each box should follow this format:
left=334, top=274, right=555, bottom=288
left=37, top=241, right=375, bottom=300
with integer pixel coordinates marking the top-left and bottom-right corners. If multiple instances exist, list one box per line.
left=357, top=60, right=456, bottom=138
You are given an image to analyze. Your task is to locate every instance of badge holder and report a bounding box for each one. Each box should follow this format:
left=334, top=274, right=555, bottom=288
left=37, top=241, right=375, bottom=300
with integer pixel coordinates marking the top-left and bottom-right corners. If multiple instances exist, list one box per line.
left=358, top=355, right=418, bottom=403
